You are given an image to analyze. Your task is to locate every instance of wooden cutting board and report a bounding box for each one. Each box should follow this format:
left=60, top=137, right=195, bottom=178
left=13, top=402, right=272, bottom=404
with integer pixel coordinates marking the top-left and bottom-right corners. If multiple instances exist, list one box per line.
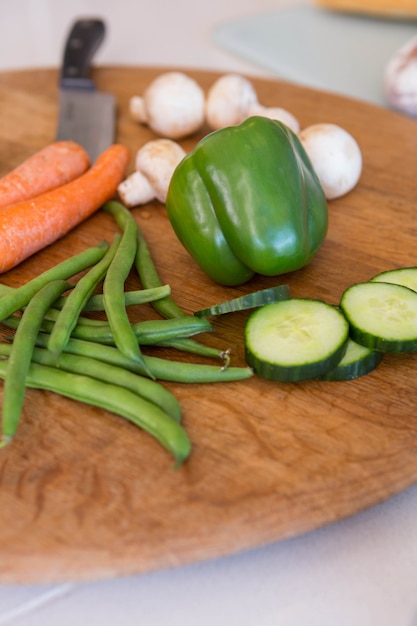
left=0, top=67, right=417, bottom=585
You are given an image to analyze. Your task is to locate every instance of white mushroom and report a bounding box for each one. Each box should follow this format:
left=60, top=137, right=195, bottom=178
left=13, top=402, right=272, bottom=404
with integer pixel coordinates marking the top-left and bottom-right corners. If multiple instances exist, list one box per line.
left=117, top=170, right=155, bottom=207
left=117, top=139, right=186, bottom=207
left=247, top=103, right=300, bottom=133
left=205, top=74, right=258, bottom=128
left=129, top=71, right=205, bottom=139
left=205, top=73, right=300, bottom=133
left=384, top=35, right=417, bottom=116
left=135, top=139, right=186, bottom=203
left=299, top=123, right=362, bottom=200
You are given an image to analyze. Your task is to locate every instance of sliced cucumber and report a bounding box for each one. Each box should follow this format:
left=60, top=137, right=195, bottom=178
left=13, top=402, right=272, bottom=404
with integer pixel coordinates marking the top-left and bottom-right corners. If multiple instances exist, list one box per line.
left=245, top=298, right=349, bottom=382
left=194, top=284, right=290, bottom=317
left=370, top=267, right=417, bottom=292
left=340, top=281, right=417, bottom=352
left=319, top=338, right=383, bottom=381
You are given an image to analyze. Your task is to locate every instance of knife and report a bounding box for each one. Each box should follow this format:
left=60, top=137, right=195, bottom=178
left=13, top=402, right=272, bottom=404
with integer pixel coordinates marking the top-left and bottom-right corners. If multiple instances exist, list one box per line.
left=56, top=18, right=116, bottom=162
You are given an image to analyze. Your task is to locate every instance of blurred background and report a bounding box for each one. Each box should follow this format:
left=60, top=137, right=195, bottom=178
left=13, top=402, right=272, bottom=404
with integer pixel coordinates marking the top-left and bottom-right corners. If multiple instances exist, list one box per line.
left=1, top=0, right=292, bottom=73
left=2, top=0, right=417, bottom=108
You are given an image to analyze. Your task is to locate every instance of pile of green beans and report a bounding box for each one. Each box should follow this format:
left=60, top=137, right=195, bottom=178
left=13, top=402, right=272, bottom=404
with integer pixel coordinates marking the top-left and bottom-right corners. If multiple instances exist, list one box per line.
left=0, top=201, right=253, bottom=465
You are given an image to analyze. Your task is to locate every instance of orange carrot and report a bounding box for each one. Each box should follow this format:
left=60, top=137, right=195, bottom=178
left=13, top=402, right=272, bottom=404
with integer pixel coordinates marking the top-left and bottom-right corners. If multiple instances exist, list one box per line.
left=0, top=144, right=130, bottom=274
left=0, top=141, right=91, bottom=209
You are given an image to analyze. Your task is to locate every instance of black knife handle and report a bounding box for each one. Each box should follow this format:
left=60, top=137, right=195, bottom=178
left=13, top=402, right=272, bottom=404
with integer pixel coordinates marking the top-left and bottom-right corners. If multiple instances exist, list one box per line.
left=60, top=18, right=105, bottom=89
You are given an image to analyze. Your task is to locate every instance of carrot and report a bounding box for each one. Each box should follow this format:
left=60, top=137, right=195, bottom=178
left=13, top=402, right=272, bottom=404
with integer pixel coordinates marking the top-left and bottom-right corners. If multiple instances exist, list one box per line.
left=0, top=141, right=91, bottom=209
left=0, top=144, right=130, bottom=274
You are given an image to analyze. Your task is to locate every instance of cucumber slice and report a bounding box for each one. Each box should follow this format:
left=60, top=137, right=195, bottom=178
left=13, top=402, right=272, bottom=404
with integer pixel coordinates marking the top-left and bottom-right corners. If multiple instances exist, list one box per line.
left=194, top=284, right=290, bottom=317
left=245, top=298, right=349, bottom=382
left=371, top=267, right=417, bottom=292
left=340, top=281, right=417, bottom=352
left=319, top=338, right=383, bottom=381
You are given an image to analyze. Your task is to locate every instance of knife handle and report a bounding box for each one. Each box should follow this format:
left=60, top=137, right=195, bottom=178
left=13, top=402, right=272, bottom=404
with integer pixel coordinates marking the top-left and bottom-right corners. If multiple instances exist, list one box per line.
left=60, top=19, right=106, bottom=89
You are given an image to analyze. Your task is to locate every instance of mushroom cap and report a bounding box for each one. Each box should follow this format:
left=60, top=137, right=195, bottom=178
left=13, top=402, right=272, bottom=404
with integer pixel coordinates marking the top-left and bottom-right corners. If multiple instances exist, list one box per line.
left=205, top=73, right=259, bottom=129
left=248, top=103, right=300, bottom=133
left=384, top=35, right=417, bottom=116
left=299, top=123, right=362, bottom=200
left=143, top=72, right=205, bottom=139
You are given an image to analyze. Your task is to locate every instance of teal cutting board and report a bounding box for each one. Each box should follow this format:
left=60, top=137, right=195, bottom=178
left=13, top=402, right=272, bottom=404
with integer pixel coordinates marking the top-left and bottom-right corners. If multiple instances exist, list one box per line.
left=214, top=5, right=417, bottom=105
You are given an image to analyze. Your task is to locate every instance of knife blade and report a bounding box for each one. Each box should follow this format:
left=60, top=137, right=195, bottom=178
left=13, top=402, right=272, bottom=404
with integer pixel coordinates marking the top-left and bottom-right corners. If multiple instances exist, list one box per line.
left=56, top=18, right=116, bottom=162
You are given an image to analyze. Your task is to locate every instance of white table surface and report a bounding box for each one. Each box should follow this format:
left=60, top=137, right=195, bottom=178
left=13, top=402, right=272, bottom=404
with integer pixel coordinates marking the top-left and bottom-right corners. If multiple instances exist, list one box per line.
left=1, top=1, right=417, bottom=624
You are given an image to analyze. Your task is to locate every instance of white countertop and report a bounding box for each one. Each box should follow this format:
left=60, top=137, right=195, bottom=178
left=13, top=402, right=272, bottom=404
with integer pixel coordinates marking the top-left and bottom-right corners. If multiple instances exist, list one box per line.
left=1, top=1, right=417, bottom=625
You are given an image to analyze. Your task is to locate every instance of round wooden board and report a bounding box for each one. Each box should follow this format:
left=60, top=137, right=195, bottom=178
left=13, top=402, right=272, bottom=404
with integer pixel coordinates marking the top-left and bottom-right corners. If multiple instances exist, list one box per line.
left=0, top=66, right=417, bottom=584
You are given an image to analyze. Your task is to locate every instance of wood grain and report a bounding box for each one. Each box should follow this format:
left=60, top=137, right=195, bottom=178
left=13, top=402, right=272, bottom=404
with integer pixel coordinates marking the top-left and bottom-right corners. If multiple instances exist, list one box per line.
left=0, top=66, right=417, bottom=584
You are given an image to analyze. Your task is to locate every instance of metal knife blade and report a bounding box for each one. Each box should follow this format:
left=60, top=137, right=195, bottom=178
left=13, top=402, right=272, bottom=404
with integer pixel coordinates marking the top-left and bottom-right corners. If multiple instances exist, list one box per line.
left=56, top=18, right=115, bottom=162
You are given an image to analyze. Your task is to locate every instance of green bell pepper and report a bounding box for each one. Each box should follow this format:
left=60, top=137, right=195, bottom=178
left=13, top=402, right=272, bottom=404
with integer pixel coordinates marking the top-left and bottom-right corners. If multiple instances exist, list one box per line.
left=166, top=116, right=328, bottom=286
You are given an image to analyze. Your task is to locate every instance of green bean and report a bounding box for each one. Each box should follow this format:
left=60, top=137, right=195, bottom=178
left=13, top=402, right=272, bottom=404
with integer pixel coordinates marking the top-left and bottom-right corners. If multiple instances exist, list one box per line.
left=102, top=202, right=151, bottom=375
left=140, top=356, right=253, bottom=382
left=47, top=234, right=121, bottom=359
left=2, top=316, right=213, bottom=349
left=70, top=316, right=212, bottom=345
left=103, top=199, right=129, bottom=229
left=158, top=339, right=232, bottom=367
left=132, top=207, right=230, bottom=362
left=103, top=200, right=228, bottom=363
left=2, top=305, right=108, bottom=329
left=34, top=335, right=254, bottom=383
left=103, top=200, right=221, bottom=369
left=57, top=284, right=172, bottom=312
left=155, top=338, right=231, bottom=365
left=0, top=358, right=190, bottom=465
left=0, top=241, right=108, bottom=322
left=0, top=284, right=107, bottom=327
left=0, top=284, right=13, bottom=297
left=0, top=343, right=181, bottom=423
left=1, top=314, right=107, bottom=336
left=43, top=308, right=108, bottom=326
left=103, top=200, right=187, bottom=319
left=135, top=219, right=187, bottom=320
left=0, top=279, right=71, bottom=447
left=0, top=282, right=172, bottom=314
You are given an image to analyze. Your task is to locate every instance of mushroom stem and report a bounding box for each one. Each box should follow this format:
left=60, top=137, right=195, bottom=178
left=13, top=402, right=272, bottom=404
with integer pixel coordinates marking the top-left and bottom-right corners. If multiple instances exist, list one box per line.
left=117, top=171, right=155, bottom=208
left=129, top=96, right=148, bottom=124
